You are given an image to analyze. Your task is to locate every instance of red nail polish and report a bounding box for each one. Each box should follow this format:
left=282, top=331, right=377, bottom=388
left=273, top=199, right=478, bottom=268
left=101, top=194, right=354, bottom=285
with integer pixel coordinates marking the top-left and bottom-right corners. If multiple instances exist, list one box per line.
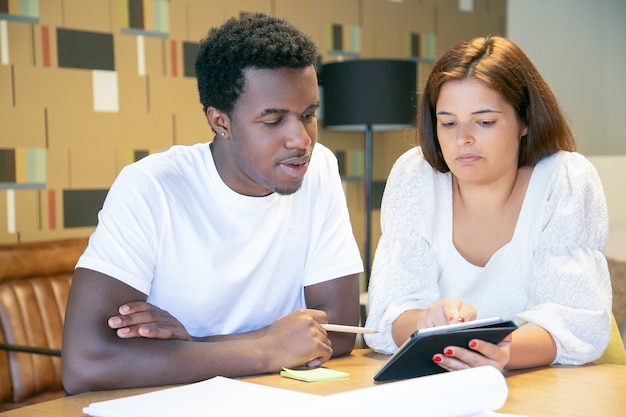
left=458, top=316, right=466, bottom=322
left=444, top=348, right=454, bottom=355
left=469, top=340, right=478, bottom=348
left=432, top=355, right=442, bottom=363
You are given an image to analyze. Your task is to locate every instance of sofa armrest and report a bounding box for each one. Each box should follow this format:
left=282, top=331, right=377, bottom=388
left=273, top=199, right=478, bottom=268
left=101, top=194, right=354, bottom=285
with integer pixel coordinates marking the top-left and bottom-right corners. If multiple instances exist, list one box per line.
left=0, top=343, right=61, bottom=357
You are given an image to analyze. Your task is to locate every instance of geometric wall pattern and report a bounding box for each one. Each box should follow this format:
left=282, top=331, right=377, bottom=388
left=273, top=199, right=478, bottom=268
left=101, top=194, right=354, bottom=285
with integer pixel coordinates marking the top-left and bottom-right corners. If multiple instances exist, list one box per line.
left=121, top=0, right=169, bottom=36
left=0, top=0, right=39, bottom=22
left=0, top=148, right=45, bottom=187
left=57, top=28, right=115, bottom=71
left=0, top=0, right=506, bottom=244
left=182, top=41, right=199, bottom=78
left=63, top=189, right=109, bottom=228
left=330, top=23, right=361, bottom=56
left=410, top=32, right=436, bottom=60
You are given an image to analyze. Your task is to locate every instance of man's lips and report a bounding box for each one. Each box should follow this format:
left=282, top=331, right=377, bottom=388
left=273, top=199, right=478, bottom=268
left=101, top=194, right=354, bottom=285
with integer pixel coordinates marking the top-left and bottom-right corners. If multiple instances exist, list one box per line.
left=279, top=156, right=310, bottom=176
left=280, top=155, right=310, bottom=167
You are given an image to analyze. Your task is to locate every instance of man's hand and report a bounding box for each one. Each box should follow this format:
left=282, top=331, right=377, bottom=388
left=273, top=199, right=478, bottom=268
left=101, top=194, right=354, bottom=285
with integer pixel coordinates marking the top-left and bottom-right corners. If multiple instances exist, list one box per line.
left=260, top=309, right=333, bottom=371
left=108, top=301, right=191, bottom=341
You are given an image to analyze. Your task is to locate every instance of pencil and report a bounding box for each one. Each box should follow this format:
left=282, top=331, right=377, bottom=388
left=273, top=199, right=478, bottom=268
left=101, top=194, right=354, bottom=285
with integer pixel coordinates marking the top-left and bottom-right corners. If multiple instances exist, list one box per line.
left=321, top=324, right=378, bottom=334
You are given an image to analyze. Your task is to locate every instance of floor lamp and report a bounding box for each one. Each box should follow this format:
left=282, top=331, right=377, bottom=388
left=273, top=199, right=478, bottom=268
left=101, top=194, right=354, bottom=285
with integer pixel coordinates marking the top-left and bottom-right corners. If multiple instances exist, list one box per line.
left=320, top=59, right=417, bottom=283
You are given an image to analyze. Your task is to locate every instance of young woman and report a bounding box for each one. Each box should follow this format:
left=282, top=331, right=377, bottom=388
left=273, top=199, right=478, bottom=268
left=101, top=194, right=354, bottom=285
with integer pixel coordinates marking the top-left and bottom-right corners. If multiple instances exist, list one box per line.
left=364, top=36, right=612, bottom=372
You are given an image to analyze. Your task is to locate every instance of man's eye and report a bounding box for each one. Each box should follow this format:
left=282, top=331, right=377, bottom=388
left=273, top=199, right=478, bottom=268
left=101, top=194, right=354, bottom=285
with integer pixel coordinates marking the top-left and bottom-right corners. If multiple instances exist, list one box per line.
left=263, top=118, right=282, bottom=126
left=302, top=113, right=317, bottom=120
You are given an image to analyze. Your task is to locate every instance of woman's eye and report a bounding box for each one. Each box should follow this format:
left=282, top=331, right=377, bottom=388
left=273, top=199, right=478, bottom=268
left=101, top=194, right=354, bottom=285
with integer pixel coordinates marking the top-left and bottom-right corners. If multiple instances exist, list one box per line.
left=479, top=120, right=496, bottom=127
left=440, top=121, right=456, bottom=128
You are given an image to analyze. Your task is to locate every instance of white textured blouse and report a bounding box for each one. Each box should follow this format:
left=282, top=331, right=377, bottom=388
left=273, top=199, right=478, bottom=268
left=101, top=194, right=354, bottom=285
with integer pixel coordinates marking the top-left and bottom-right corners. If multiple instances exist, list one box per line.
left=364, top=147, right=612, bottom=365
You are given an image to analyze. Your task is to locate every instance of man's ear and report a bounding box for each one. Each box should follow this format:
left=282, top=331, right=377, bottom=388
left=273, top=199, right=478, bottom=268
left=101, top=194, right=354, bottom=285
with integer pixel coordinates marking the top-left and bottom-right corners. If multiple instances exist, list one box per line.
left=206, top=107, right=230, bottom=138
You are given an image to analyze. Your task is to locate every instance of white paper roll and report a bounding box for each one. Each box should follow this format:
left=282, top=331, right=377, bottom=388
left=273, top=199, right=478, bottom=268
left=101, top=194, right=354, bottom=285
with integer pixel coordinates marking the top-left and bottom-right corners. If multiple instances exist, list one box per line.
left=83, top=366, right=508, bottom=417
left=327, top=366, right=508, bottom=417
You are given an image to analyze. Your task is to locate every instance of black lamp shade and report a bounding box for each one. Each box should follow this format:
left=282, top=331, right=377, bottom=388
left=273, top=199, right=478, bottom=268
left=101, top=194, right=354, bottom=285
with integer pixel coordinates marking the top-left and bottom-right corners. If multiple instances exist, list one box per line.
left=320, top=59, right=417, bottom=131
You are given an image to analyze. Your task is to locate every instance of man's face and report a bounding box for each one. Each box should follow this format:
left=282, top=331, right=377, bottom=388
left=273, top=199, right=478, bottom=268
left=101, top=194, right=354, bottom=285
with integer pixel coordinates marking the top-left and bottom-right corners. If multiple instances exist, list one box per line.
left=218, top=66, right=319, bottom=196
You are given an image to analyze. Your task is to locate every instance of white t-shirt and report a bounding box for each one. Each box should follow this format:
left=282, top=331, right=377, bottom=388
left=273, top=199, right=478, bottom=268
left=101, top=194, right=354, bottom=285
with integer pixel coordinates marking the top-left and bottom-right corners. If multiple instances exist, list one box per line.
left=76, top=142, right=363, bottom=337
left=364, top=147, right=612, bottom=365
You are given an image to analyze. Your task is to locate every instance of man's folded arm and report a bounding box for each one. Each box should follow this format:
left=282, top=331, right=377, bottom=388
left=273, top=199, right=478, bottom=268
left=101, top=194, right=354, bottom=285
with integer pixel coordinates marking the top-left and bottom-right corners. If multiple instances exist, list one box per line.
left=62, top=268, right=332, bottom=394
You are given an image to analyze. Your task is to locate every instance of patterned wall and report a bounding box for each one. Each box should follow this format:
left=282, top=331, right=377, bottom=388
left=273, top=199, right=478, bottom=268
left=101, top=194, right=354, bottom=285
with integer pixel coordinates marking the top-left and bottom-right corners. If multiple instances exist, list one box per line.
left=0, top=0, right=506, bottom=245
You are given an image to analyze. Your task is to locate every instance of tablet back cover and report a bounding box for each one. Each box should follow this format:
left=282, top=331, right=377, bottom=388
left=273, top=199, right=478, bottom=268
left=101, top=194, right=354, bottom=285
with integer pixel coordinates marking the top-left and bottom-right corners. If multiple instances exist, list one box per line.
left=374, top=321, right=516, bottom=382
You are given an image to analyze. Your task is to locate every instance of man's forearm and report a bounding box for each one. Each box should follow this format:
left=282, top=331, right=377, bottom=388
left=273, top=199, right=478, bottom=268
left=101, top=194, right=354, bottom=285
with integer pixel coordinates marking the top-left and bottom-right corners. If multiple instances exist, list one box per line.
left=191, top=327, right=268, bottom=342
left=62, top=336, right=274, bottom=394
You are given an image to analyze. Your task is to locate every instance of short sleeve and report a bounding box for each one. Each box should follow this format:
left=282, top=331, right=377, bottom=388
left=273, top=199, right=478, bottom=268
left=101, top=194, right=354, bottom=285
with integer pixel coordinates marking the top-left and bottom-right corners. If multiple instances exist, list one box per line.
left=76, top=164, right=162, bottom=294
left=364, top=148, right=443, bottom=354
left=517, top=152, right=612, bottom=364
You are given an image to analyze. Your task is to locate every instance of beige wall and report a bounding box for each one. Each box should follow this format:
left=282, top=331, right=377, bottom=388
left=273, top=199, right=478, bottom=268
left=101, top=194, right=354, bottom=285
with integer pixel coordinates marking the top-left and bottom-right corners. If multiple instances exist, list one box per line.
left=0, top=1, right=507, bottom=274
left=507, top=0, right=626, bottom=156
left=508, top=0, right=626, bottom=262
left=588, top=156, right=626, bottom=262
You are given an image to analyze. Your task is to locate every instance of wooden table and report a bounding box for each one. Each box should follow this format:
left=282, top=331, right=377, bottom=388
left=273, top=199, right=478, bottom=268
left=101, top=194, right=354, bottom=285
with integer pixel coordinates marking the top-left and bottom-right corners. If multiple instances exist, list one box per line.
left=1, top=349, right=624, bottom=416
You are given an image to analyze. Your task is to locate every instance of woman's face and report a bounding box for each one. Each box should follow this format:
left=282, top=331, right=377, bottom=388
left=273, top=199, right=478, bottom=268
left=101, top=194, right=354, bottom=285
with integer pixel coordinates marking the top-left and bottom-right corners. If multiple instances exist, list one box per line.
left=435, top=78, right=528, bottom=186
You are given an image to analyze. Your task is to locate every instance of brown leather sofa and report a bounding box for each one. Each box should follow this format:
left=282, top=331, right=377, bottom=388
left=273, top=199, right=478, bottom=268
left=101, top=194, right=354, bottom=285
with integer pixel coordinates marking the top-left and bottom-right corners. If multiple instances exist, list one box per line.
left=0, top=238, right=87, bottom=411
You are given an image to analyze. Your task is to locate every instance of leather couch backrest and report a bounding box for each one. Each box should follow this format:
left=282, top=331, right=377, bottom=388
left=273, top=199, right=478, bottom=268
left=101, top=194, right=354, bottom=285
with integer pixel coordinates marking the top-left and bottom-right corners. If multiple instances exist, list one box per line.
left=0, top=275, right=71, bottom=402
left=0, top=239, right=87, bottom=404
left=0, top=239, right=87, bottom=283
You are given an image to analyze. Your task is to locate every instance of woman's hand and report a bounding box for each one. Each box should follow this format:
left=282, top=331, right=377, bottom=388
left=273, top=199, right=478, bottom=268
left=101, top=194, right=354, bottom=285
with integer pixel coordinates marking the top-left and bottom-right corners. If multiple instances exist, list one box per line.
left=417, top=298, right=478, bottom=329
left=432, top=334, right=512, bottom=372
left=392, top=299, right=477, bottom=346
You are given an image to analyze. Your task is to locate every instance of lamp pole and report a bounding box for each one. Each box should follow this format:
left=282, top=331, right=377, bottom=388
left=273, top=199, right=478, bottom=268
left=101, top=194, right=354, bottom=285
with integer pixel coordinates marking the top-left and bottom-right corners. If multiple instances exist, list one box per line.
left=319, top=59, right=417, bottom=285
left=364, top=124, right=373, bottom=282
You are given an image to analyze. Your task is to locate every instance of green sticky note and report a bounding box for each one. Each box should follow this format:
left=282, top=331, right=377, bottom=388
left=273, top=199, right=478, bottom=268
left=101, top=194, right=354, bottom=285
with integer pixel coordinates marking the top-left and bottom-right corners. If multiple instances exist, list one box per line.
left=280, top=367, right=349, bottom=382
